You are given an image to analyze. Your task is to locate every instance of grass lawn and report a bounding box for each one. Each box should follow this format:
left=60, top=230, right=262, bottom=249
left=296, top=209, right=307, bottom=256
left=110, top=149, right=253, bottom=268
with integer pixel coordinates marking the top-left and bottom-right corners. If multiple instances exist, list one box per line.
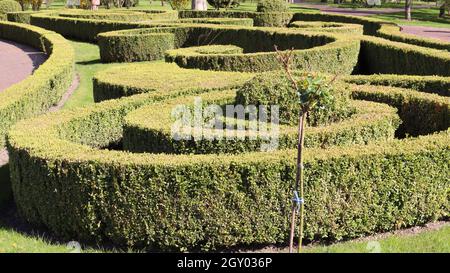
left=305, top=224, right=450, bottom=253
left=371, top=7, right=450, bottom=28
left=0, top=221, right=448, bottom=253
left=63, top=40, right=125, bottom=109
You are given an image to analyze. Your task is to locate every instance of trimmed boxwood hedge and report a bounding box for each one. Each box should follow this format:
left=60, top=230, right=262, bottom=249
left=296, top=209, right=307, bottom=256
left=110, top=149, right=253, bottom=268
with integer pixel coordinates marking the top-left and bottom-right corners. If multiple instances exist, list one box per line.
left=6, top=11, right=52, bottom=24
left=376, top=24, right=450, bottom=52
left=92, top=62, right=253, bottom=102
left=98, top=25, right=360, bottom=73
left=6, top=79, right=449, bottom=250
left=123, top=90, right=400, bottom=154
left=289, top=21, right=363, bottom=35
left=0, top=21, right=74, bottom=147
left=99, top=32, right=175, bottom=63
left=179, top=10, right=294, bottom=27
left=58, top=9, right=178, bottom=22
left=344, top=74, right=450, bottom=97
left=358, top=36, right=450, bottom=76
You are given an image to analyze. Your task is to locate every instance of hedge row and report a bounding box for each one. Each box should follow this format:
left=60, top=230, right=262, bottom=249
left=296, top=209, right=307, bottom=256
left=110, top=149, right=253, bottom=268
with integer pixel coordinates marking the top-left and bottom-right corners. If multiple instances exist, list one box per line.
left=289, top=21, right=363, bottom=35
left=123, top=90, right=400, bottom=154
left=289, top=11, right=450, bottom=51
left=29, top=14, right=253, bottom=42
left=58, top=9, right=178, bottom=22
left=97, top=25, right=359, bottom=74
left=377, top=24, right=450, bottom=52
left=0, top=21, right=74, bottom=147
left=99, top=31, right=175, bottom=63
left=92, top=62, right=253, bottom=102
left=358, top=36, right=450, bottom=76
left=6, top=10, right=50, bottom=24
left=344, top=74, right=450, bottom=97
left=179, top=10, right=294, bottom=27
left=6, top=79, right=449, bottom=250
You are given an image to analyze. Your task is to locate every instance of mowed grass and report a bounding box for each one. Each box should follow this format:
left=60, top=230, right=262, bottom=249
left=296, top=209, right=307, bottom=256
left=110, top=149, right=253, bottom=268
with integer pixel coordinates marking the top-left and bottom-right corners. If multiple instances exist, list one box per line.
left=305, top=224, right=450, bottom=253
left=371, top=8, right=450, bottom=28
left=0, top=222, right=448, bottom=253
left=63, top=40, right=124, bottom=109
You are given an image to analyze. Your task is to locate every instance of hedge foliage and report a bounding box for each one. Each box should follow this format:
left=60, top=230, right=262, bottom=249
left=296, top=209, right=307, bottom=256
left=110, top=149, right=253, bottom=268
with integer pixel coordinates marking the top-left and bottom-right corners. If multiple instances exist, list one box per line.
left=58, top=9, right=179, bottom=22
left=344, top=74, right=450, bottom=97
left=4, top=7, right=450, bottom=252
left=359, top=36, right=450, bottom=76
left=235, top=71, right=355, bottom=126
left=98, top=25, right=359, bottom=73
left=289, top=21, right=363, bottom=35
left=0, top=21, right=74, bottom=147
left=93, top=62, right=252, bottom=102
left=99, top=31, right=175, bottom=63
left=6, top=78, right=449, bottom=250
left=123, top=90, right=399, bottom=154
left=179, top=10, right=294, bottom=27
left=6, top=10, right=50, bottom=24
left=0, top=0, right=20, bottom=21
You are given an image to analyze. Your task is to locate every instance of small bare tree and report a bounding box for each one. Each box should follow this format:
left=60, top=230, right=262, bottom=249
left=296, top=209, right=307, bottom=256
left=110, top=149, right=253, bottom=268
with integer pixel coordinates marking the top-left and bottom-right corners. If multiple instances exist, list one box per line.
left=275, top=46, right=336, bottom=253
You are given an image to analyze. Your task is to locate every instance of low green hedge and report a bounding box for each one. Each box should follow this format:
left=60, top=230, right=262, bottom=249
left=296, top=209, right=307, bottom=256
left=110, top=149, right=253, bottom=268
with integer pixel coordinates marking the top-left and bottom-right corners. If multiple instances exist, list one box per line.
left=98, top=31, right=175, bottom=63
left=123, top=90, right=399, bottom=154
left=289, top=21, right=363, bottom=35
left=6, top=11, right=50, bottom=24
left=6, top=80, right=449, bottom=250
left=377, top=24, right=450, bottom=52
left=92, top=62, right=253, bottom=102
left=179, top=10, right=295, bottom=27
left=351, top=84, right=449, bottom=137
left=358, top=36, right=450, bottom=76
left=0, top=21, right=74, bottom=147
left=235, top=71, right=355, bottom=126
left=344, top=74, right=450, bottom=97
left=58, top=9, right=178, bottom=22
left=98, top=25, right=359, bottom=73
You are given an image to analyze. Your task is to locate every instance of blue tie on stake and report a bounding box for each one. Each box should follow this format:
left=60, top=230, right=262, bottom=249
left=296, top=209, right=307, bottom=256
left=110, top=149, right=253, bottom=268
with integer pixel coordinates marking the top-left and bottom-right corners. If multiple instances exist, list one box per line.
left=292, top=190, right=304, bottom=212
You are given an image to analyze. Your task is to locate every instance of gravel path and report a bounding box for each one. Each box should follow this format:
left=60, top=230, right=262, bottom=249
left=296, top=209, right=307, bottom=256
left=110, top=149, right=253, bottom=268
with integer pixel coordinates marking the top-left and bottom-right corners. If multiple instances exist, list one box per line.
left=0, top=39, right=79, bottom=167
left=0, top=39, right=47, bottom=92
left=400, top=25, right=450, bottom=41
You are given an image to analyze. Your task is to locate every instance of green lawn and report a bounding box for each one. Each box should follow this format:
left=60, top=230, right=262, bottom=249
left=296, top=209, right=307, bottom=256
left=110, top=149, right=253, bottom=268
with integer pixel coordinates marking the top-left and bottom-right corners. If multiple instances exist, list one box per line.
left=306, top=224, right=450, bottom=253
left=63, top=40, right=125, bottom=109
left=0, top=222, right=448, bottom=253
left=371, top=8, right=450, bottom=28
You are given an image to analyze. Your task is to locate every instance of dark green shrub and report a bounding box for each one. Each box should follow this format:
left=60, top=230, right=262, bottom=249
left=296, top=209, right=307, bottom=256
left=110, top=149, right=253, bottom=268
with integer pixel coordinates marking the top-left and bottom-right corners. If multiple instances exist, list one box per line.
left=207, top=0, right=240, bottom=10
left=98, top=31, right=175, bottom=63
left=0, top=0, right=21, bottom=20
left=344, top=74, right=450, bottom=97
left=256, top=0, right=288, bottom=13
left=235, top=71, right=355, bottom=126
left=123, top=90, right=399, bottom=154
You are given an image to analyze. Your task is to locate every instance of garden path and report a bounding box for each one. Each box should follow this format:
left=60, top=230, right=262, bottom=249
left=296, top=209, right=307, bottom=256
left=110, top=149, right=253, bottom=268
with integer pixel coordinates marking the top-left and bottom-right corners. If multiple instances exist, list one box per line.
left=0, top=39, right=47, bottom=92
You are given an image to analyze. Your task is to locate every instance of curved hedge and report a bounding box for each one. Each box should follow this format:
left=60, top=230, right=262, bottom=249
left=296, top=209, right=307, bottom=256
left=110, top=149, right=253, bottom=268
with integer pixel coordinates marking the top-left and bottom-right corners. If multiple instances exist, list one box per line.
left=6, top=58, right=449, bottom=250
left=289, top=21, right=363, bottom=35
left=5, top=8, right=450, bottom=252
left=58, top=9, right=178, bottom=22
left=98, top=25, right=360, bottom=73
left=123, top=90, right=400, bottom=154
left=0, top=21, right=74, bottom=147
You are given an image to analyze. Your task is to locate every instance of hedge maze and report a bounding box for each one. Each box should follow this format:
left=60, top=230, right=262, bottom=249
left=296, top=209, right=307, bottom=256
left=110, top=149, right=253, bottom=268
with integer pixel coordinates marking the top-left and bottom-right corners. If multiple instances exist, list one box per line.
left=2, top=8, right=449, bottom=251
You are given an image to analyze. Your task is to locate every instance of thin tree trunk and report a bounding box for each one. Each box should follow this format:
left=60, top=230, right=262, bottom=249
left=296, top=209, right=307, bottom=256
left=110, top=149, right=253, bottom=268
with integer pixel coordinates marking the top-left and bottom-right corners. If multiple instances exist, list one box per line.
left=297, top=112, right=307, bottom=253
left=405, top=0, right=412, bottom=20
left=289, top=110, right=307, bottom=253
left=192, top=0, right=207, bottom=10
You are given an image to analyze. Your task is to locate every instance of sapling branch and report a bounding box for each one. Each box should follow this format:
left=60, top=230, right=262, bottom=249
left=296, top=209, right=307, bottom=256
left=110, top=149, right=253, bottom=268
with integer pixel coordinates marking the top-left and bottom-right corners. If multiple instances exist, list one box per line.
left=274, top=45, right=336, bottom=253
